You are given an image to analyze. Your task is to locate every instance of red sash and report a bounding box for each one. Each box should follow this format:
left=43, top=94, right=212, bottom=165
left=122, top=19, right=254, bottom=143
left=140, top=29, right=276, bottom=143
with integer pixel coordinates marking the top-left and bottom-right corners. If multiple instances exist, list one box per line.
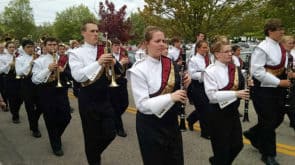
left=205, top=54, right=210, bottom=67
left=58, top=55, right=68, bottom=67
left=264, top=44, right=286, bottom=70
left=97, top=44, right=104, bottom=60
left=221, top=63, right=236, bottom=90
left=238, top=57, right=244, bottom=68
left=150, top=56, right=172, bottom=97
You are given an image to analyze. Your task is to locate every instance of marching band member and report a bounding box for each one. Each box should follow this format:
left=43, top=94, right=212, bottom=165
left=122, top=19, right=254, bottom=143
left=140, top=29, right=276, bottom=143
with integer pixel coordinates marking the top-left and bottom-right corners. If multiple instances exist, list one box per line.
left=69, top=21, right=122, bottom=165
left=135, top=41, right=146, bottom=62
left=168, top=37, right=183, bottom=66
left=187, top=40, right=210, bottom=139
left=128, top=26, right=191, bottom=165
left=0, top=41, right=23, bottom=123
left=109, top=38, right=129, bottom=137
left=0, top=42, right=9, bottom=111
left=244, top=18, right=290, bottom=165
left=204, top=37, right=248, bottom=164
left=32, top=37, right=71, bottom=156
left=15, top=39, right=42, bottom=138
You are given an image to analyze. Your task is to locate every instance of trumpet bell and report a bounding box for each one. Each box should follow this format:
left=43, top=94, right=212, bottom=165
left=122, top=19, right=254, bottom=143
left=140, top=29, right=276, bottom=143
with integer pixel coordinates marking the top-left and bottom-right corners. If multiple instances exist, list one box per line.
left=56, top=82, right=63, bottom=88
left=109, top=79, right=119, bottom=87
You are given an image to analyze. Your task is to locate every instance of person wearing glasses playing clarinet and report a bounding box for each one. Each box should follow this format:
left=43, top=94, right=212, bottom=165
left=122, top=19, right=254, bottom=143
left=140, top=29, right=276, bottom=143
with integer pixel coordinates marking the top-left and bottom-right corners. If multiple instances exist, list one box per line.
left=128, top=26, right=191, bottom=165
left=204, top=36, right=249, bottom=165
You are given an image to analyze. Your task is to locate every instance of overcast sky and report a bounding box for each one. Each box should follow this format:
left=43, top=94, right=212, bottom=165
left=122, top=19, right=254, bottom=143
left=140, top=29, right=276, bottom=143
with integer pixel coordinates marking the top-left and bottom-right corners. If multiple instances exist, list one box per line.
left=0, top=0, right=146, bottom=25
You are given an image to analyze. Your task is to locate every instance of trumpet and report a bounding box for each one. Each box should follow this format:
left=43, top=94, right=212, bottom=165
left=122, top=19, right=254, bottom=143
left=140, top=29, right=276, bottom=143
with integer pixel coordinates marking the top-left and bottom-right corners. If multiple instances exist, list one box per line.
left=48, top=53, right=62, bottom=87
left=103, top=32, right=119, bottom=87
left=13, top=54, right=21, bottom=79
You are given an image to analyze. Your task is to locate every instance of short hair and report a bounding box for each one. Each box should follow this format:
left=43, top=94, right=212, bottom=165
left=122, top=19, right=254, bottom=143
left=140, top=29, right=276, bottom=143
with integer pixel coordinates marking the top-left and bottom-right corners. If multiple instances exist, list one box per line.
left=5, top=41, right=15, bottom=48
left=80, top=20, right=97, bottom=32
left=144, top=26, right=163, bottom=42
left=231, top=45, right=240, bottom=52
left=21, top=39, right=34, bottom=48
left=264, top=18, right=284, bottom=36
left=171, top=37, right=181, bottom=44
left=111, top=38, right=121, bottom=45
left=43, top=37, right=58, bottom=46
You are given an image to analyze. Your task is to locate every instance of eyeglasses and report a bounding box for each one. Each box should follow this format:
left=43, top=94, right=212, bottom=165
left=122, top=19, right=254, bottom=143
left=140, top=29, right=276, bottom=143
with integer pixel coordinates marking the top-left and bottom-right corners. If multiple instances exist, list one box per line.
left=218, top=50, right=232, bottom=54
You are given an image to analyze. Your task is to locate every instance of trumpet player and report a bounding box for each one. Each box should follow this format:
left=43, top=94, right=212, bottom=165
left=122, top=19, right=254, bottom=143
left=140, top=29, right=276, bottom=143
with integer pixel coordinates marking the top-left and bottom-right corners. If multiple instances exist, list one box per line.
left=0, top=41, right=23, bottom=123
left=0, top=42, right=9, bottom=111
left=109, top=38, right=129, bottom=137
left=15, top=39, right=42, bottom=138
left=69, top=21, right=122, bottom=165
left=32, top=37, right=71, bottom=157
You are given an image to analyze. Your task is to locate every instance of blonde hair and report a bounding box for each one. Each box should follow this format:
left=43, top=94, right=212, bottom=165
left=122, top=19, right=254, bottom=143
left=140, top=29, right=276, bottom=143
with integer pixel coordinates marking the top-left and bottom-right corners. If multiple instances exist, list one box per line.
left=210, top=35, right=230, bottom=53
left=280, top=35, right=294, bottom=44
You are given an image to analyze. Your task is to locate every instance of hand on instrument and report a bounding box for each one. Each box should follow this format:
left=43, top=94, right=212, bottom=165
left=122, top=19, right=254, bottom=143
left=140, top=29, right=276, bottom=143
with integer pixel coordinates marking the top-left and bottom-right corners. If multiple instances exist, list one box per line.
left=171, top=90, right=187, bottom=103
left=57, top=66, right=65, bottom=72
left=48, top=63, right=58, bottom=71
left=236, top=89, right=250, bottom=100
left=98, top=53, right=114, bottom=66
left=279, top=79, right=291, bottom=88
left=120, top=57, right=129, bottom=65
left=182, top=72, right=191, bottom=89
left=247, top=78, right=254, bottom=87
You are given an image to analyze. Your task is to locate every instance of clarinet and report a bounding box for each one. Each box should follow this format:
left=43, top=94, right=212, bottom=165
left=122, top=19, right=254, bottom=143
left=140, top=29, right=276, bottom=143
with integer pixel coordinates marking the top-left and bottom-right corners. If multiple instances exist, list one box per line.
left=243, top=53, right=251, bottom=122
left=285, top=53, right=293, bottom=109
left=179, top=44, right=187, bottom=131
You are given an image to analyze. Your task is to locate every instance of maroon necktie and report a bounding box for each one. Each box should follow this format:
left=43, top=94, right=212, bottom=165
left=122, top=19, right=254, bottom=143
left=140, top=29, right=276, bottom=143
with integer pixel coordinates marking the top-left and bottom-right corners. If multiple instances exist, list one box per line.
left=205, top=55, right=210, bottom=67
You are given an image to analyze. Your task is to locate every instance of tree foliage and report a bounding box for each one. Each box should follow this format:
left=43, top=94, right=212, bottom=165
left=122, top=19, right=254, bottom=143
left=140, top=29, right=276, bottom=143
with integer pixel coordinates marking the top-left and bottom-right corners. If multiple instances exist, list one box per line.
left=53, top=4, right=97, bottom=43
left=129, top=13, right=147, bottom=44
left=139, top=0, right=271, bottom=42
left=98, top=0, right=132, bottom=43
left=0, top=0, right=35, bottom=41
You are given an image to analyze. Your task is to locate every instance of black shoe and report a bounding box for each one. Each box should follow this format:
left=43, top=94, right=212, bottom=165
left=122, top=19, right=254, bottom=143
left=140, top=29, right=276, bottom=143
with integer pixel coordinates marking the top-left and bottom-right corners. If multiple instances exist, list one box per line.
left=261, top=156, right=280, bottom=165
left=53, top=149, right=64, bottom=156
left=32, top=130, right=41, bottom=138
left=209, top=156, right=215, bottom=164
left=239, top=113, right=243, bottom=117
left=200, top=134, right=210, bottom=140
left=12, top=118, right=20, bottom=124
left=117, top=129, right=127, bottom=137
left=187, top=119, right=194, bottom=131
left=243, top=130, right=260, bottom=150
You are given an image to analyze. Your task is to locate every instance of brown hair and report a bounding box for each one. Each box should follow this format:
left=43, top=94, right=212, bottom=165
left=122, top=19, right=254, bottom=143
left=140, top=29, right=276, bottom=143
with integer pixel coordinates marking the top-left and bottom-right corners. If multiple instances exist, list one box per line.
left=264, top=18, right=284, bottom=36
left=80, top=20, right=97, bottom=32
left=194, top=40, right=208, bottom=54
left=144, top=26, right=163, bottom=42
left=210, top=35, right=230, bottom=53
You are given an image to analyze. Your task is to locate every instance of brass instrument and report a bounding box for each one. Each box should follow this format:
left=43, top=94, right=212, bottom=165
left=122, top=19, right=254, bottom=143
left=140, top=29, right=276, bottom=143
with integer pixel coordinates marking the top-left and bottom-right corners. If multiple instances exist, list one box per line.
left=13, top=54, right=21, bottom=79
left=26, top=52, right=38, bottom=77
left=48, top=53, right=62, bottom=87
left=104, top=32, right=119, bottom=87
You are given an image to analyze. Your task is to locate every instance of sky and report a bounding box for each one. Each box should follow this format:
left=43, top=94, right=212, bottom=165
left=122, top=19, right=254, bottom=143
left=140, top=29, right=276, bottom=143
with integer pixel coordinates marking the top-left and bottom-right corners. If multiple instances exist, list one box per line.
left=0, top=0, right=146, bottom=25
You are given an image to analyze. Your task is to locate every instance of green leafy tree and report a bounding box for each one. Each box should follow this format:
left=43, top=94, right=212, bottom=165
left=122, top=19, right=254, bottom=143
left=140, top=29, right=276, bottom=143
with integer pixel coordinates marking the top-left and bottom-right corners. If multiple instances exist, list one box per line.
left=140, top=0, right=261, bottom=42
left=53, top=4, right=97, bottom=42
left=0, top=0, right=35, bottom=40
left=129, top=13, right=147, bottom=44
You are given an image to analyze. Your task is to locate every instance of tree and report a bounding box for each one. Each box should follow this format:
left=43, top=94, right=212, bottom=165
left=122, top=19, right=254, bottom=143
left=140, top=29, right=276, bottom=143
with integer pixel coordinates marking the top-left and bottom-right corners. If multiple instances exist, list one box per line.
left=0, top=0, right=35, bottom=40
left=98, top=0, right=132, bottom=43
left=140, top=0, right=261, bottom=42
left=53, top=4, right=97, bottom=42
left=129, top=13, right=147, bottom=44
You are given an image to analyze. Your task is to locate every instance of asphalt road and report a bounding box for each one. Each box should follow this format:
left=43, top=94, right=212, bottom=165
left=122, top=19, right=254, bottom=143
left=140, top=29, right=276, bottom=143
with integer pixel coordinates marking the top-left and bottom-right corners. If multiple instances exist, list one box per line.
left=0, top=88, right=295, bottom=165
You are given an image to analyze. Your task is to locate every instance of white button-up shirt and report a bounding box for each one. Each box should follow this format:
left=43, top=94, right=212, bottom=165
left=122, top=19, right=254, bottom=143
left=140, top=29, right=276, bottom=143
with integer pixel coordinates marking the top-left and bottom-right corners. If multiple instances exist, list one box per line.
left=32, top=54, right=59, bottom=84
left=0, top=53, right=13, bottom=74
left=69, top=42, right=103, bottom=83
left=15, top=53, right=33, bottom=76
left=188, top=53, right=208, bottom=83
left=127, top=55, right=175, bottom=118
left=251, top=37, right=288, bottom=87
left=204, top=60, right=237, bottom=104
left=168, top=46, right=180, bottom=62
